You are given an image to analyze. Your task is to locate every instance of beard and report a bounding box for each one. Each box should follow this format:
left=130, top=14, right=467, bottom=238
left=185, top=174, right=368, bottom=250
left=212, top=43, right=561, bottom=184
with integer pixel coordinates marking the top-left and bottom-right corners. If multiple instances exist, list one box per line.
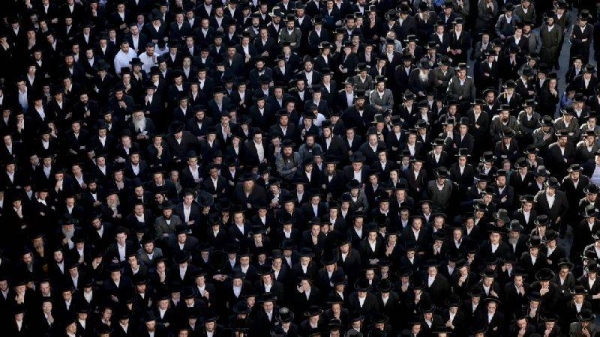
left=134, top=118, right=146, bottom=132
left=62, top=228, right=75, bottom=239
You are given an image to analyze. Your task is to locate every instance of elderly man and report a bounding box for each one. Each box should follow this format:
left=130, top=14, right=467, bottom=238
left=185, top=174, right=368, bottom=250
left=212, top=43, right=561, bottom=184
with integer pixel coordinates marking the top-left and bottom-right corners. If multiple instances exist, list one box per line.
left=409, top=60, right=436, bottom=99
left=129, top=109, right=155, bottom=142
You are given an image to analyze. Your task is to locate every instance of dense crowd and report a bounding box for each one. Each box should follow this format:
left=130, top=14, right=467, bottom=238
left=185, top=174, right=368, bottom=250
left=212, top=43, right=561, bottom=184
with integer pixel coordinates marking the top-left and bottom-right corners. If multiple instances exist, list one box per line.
left=4, top=0, right=600, bottom=336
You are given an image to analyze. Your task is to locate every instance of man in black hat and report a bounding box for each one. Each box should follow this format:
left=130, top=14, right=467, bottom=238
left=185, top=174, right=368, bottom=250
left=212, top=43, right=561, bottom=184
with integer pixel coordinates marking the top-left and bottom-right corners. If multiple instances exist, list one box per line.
left=546, top=129, right=576, bottom=178
left=446, top=63, right=475, bottom=105
left=540, top=11, right=563, bottom=70
left=534, top=176, right=569, bottom=237
left=573, top=205, right=600, bottom=260
left=427, top=167, right=453, bottom=213
left=343, top=90, right=376, bottom=137
left=555, top=106, right=581, bottom=141
left=569, top=309, right=598, bottom=337
left=233, top=173, right=267, bottom=211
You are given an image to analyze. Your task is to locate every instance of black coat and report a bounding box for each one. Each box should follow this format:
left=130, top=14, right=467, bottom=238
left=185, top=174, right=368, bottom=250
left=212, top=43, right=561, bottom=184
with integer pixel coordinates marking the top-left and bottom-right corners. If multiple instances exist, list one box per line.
left=534, top=190, right=569, bottom=227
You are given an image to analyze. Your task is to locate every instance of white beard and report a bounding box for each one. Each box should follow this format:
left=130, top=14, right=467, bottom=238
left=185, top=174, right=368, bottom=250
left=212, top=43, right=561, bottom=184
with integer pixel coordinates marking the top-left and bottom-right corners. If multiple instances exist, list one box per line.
left=134, top=118, right=146, bottom=132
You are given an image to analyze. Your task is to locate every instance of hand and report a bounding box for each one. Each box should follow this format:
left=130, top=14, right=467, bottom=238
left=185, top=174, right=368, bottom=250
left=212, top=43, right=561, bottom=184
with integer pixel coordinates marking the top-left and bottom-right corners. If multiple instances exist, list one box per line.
left=15, top=293, right=24, bottom=304
left=582, top=327, right=591, bottom=337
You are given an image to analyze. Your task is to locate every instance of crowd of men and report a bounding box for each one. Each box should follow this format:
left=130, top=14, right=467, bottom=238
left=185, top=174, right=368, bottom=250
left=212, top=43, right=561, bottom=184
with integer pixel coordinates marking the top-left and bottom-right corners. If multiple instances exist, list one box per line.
left=4, top=0, right=600, bottom=336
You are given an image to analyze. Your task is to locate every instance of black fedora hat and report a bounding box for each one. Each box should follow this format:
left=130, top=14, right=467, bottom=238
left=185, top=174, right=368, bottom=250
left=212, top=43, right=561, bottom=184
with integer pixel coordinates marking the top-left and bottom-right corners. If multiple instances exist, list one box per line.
left=233, top=301, right=252, bottom=314
left=354, top=278, right=372, bottom=292
left=584, top=205, right=598, bottom=219
left=435, top=166, right=449, bottom=178
left=395, top=267, right=413, bottom=278
left=526, top=235, right=542, bottom=248
left=534, top=215, right=550, bottom=226
left=585, top=184, right=600, bottom=194
left=578, top=309, right=595, bottom=322
left=299, top=247, right=315, bottom=258
left=347, top=179, right=362, bottom=190
left=196, top=190, right=214, bottom=208
left=173, top=250, right=191, bottom=264
left=557, top=258, right=574, bottom=270
left=545, top=177, right=560, bottom=189
left=350, top=151, right=366, bottom=163
left=277, top=307, right=294, bottom=323
left=168, top=121, right=185, bottom=134
left=304, top=305, right=323, bottom=317
left=571, top=285, right=587, bottom=296
left=535, top=268, right=555, bottom=281
left=377, top=279, right=393, bottom=293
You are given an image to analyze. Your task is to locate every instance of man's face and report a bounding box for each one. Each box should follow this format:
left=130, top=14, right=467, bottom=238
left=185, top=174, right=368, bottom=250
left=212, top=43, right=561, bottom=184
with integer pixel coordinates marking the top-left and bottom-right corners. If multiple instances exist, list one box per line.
left=558, top=136, right=568, bottom=146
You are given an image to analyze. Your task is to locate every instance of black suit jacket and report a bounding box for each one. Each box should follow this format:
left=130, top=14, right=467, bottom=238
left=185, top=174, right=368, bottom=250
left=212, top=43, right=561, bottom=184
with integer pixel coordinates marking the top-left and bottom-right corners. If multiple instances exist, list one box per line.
left=534, top=190, right=569, bottom=226
left=347, top=292, right=379, bottom=315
